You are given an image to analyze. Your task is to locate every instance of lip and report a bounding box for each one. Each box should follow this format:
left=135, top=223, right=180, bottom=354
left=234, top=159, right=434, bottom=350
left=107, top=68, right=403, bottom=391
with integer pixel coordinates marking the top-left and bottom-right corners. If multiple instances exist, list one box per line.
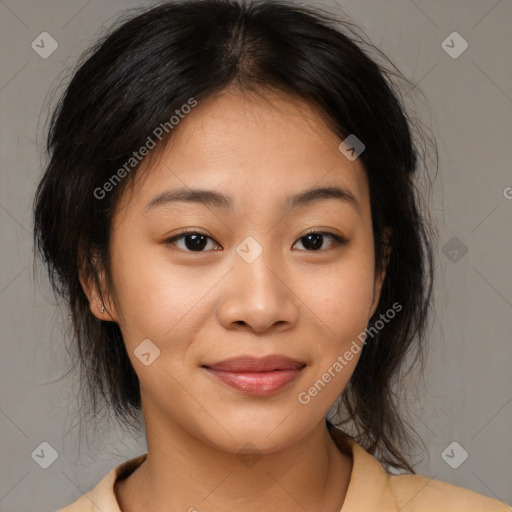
left=202, top=355, right=306, bottom=396
left=205, top=355, right=306, bottom=372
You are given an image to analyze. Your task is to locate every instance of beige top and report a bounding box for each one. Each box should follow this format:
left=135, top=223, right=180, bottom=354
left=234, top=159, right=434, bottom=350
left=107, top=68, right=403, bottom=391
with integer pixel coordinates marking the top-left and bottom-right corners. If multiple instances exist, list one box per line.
left=58, top=436, right=511, bottom=511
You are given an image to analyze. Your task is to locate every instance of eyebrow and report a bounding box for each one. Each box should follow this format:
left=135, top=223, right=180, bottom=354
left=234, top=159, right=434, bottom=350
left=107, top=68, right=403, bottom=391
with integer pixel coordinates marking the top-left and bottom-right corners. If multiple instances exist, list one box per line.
left=144, top=185, right=361, bottom=214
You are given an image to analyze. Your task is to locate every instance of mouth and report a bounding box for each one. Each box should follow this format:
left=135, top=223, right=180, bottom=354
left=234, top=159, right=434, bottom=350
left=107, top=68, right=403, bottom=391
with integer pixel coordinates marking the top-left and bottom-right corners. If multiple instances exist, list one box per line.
left=201, top=355, right=307, bottom=396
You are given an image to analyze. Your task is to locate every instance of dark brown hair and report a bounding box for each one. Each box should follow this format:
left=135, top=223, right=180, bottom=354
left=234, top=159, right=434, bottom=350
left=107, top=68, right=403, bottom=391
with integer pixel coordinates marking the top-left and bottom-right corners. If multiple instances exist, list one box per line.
left=33, top=0, right=437, bottom=472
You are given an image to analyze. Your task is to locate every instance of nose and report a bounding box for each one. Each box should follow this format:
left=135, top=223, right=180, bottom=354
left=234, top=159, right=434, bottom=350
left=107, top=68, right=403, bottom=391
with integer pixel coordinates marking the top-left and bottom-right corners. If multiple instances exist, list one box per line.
left=216, top=245, right=299, bottom=334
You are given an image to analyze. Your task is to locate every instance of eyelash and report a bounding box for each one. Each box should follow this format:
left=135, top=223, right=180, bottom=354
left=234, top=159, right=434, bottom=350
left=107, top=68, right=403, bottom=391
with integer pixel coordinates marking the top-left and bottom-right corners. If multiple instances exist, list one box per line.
left=164, top=228, right=348, bottom=253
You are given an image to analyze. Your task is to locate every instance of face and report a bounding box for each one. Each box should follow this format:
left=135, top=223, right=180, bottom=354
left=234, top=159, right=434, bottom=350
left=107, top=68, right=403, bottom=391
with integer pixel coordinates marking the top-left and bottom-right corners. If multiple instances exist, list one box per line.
left=86, top=89, right=387, bottom=454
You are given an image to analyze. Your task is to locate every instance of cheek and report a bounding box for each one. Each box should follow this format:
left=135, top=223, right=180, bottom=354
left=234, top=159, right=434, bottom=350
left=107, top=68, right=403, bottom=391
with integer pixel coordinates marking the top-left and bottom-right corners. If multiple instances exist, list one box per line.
left=295, top=263, right=374, bottom=412
left=308, top=255, right=375, bottom=336
left=319, top=270, right=373, bottom=322
left=110, top=245, right=220, bottom=351
left=109, top=244, right=173, bottom=338
left=299, top=250, right=376, bottom=394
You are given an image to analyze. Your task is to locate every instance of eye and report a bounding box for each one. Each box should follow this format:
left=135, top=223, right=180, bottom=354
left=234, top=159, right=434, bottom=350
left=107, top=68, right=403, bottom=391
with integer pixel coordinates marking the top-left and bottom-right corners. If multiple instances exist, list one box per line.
left=292, top=230, right=348, bottom=252
left=165, top=229, right=348, bottom=253
left=165, top=230, right=221, bottom=252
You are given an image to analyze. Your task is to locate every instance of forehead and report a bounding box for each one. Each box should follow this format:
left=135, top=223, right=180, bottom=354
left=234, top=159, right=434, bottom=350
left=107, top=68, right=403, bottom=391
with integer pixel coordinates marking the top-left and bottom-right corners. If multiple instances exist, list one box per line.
left=117, top=89, right=369, bottom=217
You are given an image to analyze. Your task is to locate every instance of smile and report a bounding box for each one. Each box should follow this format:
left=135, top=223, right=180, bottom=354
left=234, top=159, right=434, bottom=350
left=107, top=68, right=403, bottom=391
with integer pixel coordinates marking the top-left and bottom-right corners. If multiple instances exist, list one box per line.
left=204, top=368, right=305, bottom=395
left=202, top=354, right=306, bottom=396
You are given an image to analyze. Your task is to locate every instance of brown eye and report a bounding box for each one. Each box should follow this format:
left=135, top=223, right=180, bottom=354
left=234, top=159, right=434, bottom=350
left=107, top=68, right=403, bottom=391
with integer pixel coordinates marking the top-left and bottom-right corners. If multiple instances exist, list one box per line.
left=166, top=231, right=221, bottom=252
left=293, top=231, right=347, bottom=252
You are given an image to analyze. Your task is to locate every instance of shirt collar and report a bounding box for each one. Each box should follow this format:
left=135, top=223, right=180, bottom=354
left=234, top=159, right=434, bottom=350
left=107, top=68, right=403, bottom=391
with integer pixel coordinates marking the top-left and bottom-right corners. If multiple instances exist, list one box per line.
left=338, top=435, right=398, bottom=511
left=65, top=433, right=399, bottom=512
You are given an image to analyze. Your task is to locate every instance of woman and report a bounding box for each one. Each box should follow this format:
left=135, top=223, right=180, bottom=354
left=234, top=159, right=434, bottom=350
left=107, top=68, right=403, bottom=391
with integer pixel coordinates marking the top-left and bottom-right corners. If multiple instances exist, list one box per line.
left=33, top=1, right=511, bottom=510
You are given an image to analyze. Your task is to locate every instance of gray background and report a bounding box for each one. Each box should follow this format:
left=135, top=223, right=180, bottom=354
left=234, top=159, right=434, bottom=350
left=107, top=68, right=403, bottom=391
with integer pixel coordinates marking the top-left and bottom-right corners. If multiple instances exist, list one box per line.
left=1, top=0, right=511, bottom=510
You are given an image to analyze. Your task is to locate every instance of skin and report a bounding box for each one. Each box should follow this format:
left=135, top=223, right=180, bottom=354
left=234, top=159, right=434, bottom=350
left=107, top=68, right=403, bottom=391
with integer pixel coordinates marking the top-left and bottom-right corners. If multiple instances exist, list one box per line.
left=81, top=88, right=389, bottom=512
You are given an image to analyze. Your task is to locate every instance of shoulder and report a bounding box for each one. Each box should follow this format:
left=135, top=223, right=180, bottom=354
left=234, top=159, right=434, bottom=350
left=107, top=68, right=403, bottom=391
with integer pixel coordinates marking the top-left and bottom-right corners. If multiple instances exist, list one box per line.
left=330, top=429, right=511, bottom=512
left=388, top=473, right=512, bottom=512
left=57, top=454, right=147, bottom=512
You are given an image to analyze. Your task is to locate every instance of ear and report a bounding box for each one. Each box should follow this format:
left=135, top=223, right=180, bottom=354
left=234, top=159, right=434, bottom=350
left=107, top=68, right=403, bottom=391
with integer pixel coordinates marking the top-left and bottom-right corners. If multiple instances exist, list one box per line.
left=78, top=255, right=118, bottom=322
left=368, top=228, right=392, bottom=319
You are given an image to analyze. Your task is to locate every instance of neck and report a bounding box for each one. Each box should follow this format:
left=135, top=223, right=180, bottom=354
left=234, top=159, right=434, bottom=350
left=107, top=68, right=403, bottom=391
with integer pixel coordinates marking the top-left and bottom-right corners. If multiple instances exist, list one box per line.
left=115, top=420, right=352, bottom=512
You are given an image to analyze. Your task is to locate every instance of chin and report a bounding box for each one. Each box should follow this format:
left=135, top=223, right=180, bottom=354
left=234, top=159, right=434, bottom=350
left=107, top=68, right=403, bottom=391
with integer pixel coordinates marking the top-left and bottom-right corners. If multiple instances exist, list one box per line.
left=195, top=415, right=315, bottom=455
